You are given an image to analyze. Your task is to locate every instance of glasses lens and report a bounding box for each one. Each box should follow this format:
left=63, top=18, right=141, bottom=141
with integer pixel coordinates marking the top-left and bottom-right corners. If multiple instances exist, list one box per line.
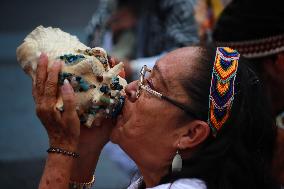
left=137, top=66, right=151, bottom=98
left=144, top=70, right=151, bottom=80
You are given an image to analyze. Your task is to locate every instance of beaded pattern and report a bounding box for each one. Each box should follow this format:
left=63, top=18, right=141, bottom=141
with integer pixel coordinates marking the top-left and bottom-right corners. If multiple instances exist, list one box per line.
left=208, top=47, right=240, bottom=136
left=47, top=147, right=79, bottom=158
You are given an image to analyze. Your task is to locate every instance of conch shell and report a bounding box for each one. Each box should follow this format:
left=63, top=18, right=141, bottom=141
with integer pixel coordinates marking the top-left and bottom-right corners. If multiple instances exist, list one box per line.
left=16, top=26, right=127, bottom=127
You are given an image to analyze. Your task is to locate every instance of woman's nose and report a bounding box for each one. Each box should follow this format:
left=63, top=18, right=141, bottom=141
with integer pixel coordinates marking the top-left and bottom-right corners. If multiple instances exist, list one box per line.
left=125, top=81, right=138, bottom=102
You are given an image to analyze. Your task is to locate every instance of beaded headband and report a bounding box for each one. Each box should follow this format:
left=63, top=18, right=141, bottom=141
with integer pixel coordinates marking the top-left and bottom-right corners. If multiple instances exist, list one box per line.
left=208, top=47, right=240, bottom=136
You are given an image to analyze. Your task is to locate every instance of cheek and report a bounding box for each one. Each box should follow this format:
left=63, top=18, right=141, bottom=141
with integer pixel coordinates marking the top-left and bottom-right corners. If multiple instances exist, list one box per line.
left=124, top=98, right=176, bottom=138
left=123, top=98, right=161, bottom=138
left=110, top=99, right=151, bottom=142
left=112, top=95, right=179, bottom=144
left=123, top=112, right=150, bottom=139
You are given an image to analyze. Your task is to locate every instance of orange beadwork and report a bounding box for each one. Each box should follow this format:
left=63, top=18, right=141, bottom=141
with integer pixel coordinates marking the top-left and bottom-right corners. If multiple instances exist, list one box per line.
left=208, top=47, right=240, bottom=136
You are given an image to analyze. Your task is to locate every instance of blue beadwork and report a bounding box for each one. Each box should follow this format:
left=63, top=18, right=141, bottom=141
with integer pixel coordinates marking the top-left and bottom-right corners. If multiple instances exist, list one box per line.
left=111, top=77, right=123, bottom=91
left=100, top=85, right=109, bottom=93
left=59, top=54, right=85, bottom=65
left=58, top=72, right=73, bottom=85
left=76, top=76, right=90, bottom=92
left=89, top=106, right=101, bottom=115
left=111, top=96, right=125, bottom=118
left=58, top=72, right=94, bottom=92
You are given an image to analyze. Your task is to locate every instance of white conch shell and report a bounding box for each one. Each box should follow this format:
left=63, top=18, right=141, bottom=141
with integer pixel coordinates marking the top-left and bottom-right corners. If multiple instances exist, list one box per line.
left=16, top=26, right=127, bottom=127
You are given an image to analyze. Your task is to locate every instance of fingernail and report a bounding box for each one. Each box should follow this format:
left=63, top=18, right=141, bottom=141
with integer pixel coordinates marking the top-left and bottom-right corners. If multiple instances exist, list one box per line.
left=61, top=79, right=72, bottom=94
left=64, top=79, right=69, bottom=85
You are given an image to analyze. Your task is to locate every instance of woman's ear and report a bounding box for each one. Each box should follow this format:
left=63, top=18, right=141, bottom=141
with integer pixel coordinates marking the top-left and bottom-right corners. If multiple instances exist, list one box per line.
left=178, top=120, right=210, bottom=150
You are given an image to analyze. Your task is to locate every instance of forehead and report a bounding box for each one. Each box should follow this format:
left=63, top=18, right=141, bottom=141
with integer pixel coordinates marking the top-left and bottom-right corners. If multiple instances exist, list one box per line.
left=154, top=47, right=200, bottom=81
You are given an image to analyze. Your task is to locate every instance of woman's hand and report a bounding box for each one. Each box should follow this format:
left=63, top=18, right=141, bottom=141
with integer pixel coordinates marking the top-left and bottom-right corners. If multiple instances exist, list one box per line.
left=34, top=54, right=122, bottom=184
left=34, top=53, right=81, bottom=189
left=32, top=53, right=80, bottom=151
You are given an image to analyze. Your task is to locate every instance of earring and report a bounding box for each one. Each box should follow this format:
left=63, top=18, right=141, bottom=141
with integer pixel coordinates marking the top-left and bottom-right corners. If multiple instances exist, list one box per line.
left=172, top=144, right=182, bottom=173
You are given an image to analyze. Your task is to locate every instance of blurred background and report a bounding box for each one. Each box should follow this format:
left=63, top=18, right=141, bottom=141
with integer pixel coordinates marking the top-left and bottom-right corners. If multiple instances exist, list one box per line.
left=0, top=0, right=130, bottom=188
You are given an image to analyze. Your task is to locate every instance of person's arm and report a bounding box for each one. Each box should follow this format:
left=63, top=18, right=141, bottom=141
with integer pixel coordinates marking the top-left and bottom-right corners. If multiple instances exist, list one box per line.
left=70, top=119, right=114, bottom=183
left=39, top=153, right=76, bottom=189
left=33, top=54, right=116, bottom=188
left=33, top=54, right=80, bottom=189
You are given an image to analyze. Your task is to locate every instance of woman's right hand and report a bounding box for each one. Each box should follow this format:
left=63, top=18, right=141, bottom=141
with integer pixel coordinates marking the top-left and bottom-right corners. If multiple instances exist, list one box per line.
left=32, top=53, right=80, bottom=152
left=34, top=54, right=83, bottom=189
left=34, top=54, right=119, bottom=183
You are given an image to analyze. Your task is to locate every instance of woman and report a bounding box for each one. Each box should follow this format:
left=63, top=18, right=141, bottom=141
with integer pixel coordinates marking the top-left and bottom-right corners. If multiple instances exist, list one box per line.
left=34, top=46, right=278, bottom=189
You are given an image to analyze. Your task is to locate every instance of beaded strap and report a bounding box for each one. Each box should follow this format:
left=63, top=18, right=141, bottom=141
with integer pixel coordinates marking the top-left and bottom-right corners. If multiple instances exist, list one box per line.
left=69, top=175, right=95, bottom=189
left=208, top=47, right=240, bottom=136
left=47, top=147, right=79, bottom=158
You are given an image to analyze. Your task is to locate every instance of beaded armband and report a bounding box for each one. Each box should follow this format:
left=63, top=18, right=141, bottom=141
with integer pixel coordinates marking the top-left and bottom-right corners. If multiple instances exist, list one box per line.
left=208, top=47, right=240, bottom=136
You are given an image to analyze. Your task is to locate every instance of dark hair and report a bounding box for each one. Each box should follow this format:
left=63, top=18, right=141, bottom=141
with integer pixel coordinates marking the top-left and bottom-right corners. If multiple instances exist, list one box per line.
left=244, top=55, right=284, bottom=117
left=157, top=46, right=279, bottom=189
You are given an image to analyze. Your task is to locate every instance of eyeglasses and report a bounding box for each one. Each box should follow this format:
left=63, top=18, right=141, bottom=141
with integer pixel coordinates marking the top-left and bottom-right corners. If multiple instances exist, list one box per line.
left=136, top=65, right=199, bottom=119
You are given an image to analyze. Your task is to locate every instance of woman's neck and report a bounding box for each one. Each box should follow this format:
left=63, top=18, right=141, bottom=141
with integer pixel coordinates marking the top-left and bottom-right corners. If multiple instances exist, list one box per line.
left=136, top=152, right=173, bottom=188
left=139, top=164, right=169, bottom=187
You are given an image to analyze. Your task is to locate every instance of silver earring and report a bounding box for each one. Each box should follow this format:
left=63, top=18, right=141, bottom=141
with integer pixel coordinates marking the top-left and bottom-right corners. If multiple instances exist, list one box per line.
left=172, top=145, right=182, bottom=173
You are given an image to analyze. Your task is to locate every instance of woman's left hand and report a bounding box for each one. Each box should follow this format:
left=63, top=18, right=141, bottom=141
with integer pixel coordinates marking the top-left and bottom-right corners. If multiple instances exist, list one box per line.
left=32, top=53, right=80, bottom=151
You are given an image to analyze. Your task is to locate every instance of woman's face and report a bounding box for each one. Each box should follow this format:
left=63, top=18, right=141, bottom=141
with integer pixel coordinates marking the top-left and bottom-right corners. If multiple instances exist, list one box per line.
left=110, top=47, right=199, bottom=163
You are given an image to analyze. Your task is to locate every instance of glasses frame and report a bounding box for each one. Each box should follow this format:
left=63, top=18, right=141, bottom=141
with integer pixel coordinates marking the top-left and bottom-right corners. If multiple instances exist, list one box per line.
left=136, top=65, right=199, bottom=119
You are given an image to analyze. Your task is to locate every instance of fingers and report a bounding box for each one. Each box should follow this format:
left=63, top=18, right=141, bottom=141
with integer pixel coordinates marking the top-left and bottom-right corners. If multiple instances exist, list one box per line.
left=44, top=61, right=62, bottom=101
left=61, top=79, right=76, bottom=115
left=108, top=56, right=126, bottom=78
left=33, top=53, right=48, bottom=102
left=119, top=68, right=126, bottom=78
